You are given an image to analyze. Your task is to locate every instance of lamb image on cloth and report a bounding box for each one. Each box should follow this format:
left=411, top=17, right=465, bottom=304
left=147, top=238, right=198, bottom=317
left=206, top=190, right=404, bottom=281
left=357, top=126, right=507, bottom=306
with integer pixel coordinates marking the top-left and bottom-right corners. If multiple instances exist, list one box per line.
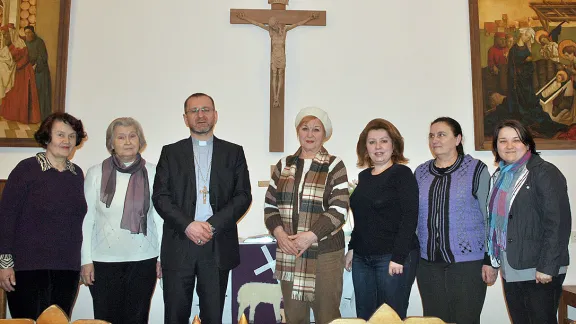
left=237, top=282, right=283, bottom=323
left=232, top=243, right=283, bottom=323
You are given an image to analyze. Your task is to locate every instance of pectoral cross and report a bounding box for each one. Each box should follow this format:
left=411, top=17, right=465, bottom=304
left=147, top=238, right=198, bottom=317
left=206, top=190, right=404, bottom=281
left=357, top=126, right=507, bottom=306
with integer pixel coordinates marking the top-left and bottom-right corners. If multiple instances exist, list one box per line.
left=200, top=186, right=209, bottom=204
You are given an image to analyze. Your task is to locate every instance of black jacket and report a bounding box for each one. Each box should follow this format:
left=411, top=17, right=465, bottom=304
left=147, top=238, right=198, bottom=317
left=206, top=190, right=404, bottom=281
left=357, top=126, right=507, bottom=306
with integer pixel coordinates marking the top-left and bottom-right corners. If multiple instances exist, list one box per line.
left=152, top=137, right=252, bottom=270
left=491, top=154, right=570, bottom=276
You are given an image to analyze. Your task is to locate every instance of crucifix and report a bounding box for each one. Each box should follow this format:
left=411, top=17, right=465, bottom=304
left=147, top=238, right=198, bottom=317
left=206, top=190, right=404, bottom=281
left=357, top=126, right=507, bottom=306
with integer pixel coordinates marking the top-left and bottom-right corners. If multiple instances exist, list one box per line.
left=230, top=0, right=326, bottom=152
left=200, top=186, right=209, bottom=204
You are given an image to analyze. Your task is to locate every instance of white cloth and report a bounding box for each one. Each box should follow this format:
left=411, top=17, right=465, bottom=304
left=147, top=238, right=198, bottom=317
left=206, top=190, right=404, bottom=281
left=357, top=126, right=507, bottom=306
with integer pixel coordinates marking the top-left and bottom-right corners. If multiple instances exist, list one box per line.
left=81, top=161, right=163, bottom=265
left=0, top=45, right=15, bottom=99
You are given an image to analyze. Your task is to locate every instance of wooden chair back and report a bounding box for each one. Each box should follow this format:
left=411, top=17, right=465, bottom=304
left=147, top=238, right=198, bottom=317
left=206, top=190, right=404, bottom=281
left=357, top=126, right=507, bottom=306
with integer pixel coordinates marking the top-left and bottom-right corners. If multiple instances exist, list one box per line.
left=328, top=303, right=447, bottom=324
left=36, top=305, right=69, bottom=324
left=0, top=319, right=35, bottom=324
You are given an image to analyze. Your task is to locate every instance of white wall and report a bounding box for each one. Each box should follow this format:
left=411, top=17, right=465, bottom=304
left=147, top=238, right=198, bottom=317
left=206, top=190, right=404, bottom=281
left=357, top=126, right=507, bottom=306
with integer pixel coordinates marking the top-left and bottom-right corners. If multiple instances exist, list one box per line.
left=2, top=0, right=576, bottom=322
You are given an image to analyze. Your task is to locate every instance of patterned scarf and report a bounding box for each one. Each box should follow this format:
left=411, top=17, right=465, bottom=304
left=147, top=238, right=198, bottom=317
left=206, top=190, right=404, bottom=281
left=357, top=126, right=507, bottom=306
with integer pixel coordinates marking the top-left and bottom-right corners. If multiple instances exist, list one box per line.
left=487, top=151, right=531, bottom=263
left=275, top=147, right=331, bottom=301
left=101, top=153, right=150, bottom=235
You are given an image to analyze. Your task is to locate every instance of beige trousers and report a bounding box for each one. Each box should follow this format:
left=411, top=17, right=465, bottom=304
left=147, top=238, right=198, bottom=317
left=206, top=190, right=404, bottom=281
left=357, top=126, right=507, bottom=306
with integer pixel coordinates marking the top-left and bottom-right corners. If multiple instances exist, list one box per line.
left=280, top=249, right=345, bottom=324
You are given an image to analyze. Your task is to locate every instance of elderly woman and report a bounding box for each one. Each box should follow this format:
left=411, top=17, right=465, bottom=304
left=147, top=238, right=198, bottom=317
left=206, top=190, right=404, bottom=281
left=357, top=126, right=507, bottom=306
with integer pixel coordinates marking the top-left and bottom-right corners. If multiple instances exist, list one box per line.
left=0, top=112, right=87, bottom=319
left=344, top=118, right=419, bottom=320
left=264, top=107, right=349, bottom=324
left=414, top=117, right=490, bottom=324
left=484, top=120, right=570, bottom=323
left=81, top=117, right=162, bottom=324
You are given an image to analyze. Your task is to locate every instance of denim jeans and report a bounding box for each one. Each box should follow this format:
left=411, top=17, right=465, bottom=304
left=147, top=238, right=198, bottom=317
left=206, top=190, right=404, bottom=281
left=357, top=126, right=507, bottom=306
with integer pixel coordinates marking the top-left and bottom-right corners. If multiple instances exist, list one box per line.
left=351, top=249, right=418, bottom=319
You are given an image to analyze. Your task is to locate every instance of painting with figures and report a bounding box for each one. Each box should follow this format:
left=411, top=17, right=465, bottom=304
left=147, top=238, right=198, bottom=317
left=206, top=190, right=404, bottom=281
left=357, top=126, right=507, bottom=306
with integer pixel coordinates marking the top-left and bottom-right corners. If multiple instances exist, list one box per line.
left=470, top=0, right=576, bottom=150
left=0, top=0, right=70, bottom=147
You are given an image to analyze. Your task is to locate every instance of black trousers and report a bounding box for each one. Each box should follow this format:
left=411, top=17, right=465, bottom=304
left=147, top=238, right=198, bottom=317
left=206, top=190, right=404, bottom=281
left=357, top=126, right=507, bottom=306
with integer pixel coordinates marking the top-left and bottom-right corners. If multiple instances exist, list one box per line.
left=7, top=269, right=79, bottom=319
left=88, top=257, right=157, bottom=324
left=162, top=257, right=229, bottom=324
left=503, top=273, right=565, bottom=324
left=416, top=258, right=487, bottom=324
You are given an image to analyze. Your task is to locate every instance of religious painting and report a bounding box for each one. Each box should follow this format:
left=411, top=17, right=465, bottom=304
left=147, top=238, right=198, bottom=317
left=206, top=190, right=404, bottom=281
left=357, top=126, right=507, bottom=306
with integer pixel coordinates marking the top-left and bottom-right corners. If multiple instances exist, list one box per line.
left=470, top=0, right=576, bottom=150
left=0, top=0, right=71, bottom=147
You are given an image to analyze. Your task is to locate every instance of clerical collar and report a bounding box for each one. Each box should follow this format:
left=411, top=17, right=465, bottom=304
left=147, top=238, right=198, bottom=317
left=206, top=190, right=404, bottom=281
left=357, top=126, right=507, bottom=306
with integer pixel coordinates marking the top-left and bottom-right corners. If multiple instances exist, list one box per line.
left=191, top=136, right=214, bottom=147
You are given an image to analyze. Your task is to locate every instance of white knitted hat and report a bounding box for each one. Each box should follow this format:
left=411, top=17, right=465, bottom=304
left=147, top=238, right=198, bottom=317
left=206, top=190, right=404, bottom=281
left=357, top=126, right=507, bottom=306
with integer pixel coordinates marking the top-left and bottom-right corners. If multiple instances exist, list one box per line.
left=294, top=107, right=332, bottom=140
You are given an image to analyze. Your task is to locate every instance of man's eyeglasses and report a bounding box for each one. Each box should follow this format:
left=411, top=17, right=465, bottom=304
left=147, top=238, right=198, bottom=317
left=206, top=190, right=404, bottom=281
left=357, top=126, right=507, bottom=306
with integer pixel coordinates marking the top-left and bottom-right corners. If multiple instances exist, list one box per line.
left=185, top=107, right=214, bottom=114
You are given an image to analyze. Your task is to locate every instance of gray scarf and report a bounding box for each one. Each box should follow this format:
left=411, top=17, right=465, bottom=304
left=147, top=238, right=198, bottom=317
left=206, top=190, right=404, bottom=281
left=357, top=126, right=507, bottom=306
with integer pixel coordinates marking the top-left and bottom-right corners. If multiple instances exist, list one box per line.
left=100, top=153, right=150, bottom=235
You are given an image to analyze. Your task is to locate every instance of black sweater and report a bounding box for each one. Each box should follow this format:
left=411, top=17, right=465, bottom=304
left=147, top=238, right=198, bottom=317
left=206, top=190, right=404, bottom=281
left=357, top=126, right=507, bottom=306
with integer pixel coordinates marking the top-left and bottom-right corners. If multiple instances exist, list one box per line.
left=349, top=164, right=419, bottom=264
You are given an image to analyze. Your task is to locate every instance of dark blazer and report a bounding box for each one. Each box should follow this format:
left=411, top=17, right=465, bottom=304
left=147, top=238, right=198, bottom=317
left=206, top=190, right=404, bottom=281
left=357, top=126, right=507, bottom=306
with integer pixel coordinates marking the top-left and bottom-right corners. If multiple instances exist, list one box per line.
left=152, top=136, right=252, bottom=270
left=492, top=154, right=571, bottom=276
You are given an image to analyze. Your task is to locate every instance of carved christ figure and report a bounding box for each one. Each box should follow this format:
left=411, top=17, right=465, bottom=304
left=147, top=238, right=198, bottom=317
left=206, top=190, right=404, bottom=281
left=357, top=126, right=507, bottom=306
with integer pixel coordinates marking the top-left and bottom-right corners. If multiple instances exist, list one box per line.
left=237, top=11, right=318, bottom=107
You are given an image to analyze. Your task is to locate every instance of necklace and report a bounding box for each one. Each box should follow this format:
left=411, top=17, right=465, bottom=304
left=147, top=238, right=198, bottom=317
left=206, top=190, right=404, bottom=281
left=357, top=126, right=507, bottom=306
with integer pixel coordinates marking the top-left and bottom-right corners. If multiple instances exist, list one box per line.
left=193, top=147, right=212, bottom=204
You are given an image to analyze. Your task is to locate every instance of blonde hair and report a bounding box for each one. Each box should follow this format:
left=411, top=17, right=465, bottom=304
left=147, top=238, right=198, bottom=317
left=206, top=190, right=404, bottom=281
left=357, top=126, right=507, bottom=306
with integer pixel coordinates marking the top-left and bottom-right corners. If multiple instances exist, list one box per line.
left=519, top=27, right=535, bottom=43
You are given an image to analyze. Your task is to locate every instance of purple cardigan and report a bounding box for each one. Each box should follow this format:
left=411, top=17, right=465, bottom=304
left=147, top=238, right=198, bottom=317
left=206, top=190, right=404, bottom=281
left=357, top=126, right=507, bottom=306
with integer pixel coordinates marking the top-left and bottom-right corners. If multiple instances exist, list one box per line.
left=0, top=156, right=87, bottom=271
left=415, top=155, right=487, bottom=263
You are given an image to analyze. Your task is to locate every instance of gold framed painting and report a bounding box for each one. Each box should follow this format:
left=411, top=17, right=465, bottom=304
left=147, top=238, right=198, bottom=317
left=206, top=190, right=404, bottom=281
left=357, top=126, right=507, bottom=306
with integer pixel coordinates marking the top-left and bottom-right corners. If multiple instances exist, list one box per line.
left=470, top=0, right=576, bottom=150
left=0, top=0, right=70, bottom=147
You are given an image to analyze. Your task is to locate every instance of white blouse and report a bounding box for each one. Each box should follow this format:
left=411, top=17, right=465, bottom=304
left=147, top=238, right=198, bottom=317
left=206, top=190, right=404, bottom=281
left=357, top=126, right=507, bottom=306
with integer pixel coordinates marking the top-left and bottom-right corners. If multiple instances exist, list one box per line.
left=81, top=161, right=163, bottom=265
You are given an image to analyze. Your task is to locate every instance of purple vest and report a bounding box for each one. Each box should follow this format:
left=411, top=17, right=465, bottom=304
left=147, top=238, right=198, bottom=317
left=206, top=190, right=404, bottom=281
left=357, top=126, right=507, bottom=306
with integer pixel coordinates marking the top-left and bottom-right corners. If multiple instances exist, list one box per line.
left=415, top=155, right=485, bottom=263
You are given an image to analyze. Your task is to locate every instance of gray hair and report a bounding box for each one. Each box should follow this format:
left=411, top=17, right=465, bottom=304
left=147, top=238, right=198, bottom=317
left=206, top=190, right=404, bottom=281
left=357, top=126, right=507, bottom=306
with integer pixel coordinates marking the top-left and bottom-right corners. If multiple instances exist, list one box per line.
left=105, top=117, right=147, bottom=154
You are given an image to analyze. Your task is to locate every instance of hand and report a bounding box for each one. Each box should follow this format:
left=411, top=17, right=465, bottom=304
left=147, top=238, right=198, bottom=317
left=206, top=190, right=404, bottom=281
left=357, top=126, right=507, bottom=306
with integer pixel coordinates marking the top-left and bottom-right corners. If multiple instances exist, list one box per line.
left=525, top=56, right=533, bottom=62
left=288, top=231, right=318, bottom=257
left=0, top=268, right=16, bottom=292
left=491, top=65, right=499, bottom=75
left=482, top=265, right=498, bottom=285
left=536, top=271, right=552, bottom=284
left=80, top=264, right=95, bottom=286
left=237, top=12, right=245, bottom=19
left=311, top=12, right=320, bottom=19
left=273, top=226, right=298, bottom=256
left=345, top=250, right=353, bottom=272
left=389, top=261, right=403, bottom=276
left=156, top=261, right=162, bottom=279
left=185, top=221, right=213, bottom=245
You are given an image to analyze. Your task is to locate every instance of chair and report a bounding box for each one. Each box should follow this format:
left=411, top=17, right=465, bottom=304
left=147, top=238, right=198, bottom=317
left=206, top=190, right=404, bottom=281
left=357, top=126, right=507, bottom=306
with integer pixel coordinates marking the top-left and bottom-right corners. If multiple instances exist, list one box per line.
left=328, top=303, right=447, bottom=324
left=71, top=321, right=111, bottom=324
left=560, top=285, right=576, bottom=324
left=0, top=289, right=6, bottom=319
left=36, top=305, right=69, bottom=324
left=0, top=320, right=35, bottom=324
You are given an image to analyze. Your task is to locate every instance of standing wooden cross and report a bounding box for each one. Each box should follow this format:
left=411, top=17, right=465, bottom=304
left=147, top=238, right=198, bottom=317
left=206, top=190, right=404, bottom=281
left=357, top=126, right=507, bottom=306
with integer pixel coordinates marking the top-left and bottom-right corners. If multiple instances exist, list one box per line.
left=230, top=0, right=326, bottom=152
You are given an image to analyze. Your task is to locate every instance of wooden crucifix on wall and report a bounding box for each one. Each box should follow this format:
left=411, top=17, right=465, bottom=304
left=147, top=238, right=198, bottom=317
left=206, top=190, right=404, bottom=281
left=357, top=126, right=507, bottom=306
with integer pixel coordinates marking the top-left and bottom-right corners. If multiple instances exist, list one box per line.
left=230, top=0, right=326, bottom=152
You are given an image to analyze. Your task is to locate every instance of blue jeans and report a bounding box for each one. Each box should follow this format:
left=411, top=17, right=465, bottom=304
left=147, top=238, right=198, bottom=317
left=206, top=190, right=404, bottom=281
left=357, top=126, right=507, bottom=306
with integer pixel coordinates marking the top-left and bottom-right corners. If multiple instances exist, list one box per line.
left=351, top=249, right=418, bottom=319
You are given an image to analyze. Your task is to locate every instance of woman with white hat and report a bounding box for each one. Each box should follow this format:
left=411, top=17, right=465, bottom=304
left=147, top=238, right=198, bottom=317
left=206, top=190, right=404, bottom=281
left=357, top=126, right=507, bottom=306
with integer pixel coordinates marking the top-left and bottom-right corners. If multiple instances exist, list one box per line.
left=264, top=107, right=349, bottom=324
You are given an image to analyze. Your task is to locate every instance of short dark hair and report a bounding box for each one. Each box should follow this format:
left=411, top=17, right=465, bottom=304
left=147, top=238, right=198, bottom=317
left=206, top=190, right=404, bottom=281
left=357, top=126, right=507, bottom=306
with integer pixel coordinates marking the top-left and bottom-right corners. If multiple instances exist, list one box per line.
left=23, top=26, right=35, bottom=33
left=356, top=118, right=408, bottom=167
left=431, top=117, right=464, bottom=155
left=183, top=93, right=215, bottom=112
left=34, top=112, right=87, bottom=148
left=491, top=119, right=539, bottom=163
